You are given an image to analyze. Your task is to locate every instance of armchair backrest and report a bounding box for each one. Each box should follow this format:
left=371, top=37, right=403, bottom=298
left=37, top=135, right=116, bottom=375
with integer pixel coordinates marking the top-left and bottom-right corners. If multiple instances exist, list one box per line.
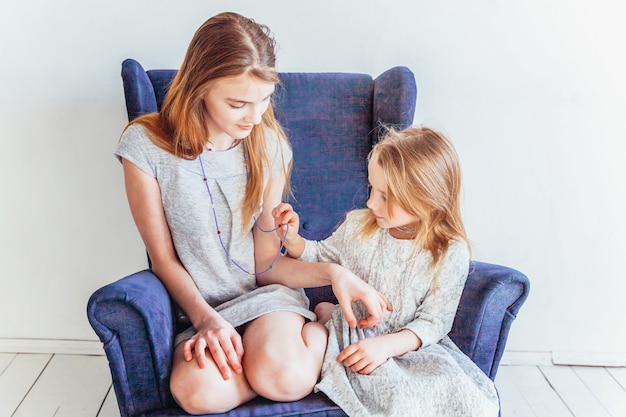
left=121, top=58, right=416, bottom=241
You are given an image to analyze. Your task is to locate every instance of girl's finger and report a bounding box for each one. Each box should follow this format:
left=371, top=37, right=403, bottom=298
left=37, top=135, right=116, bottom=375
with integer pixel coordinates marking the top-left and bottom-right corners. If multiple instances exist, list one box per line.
left=194, top=337, right=208, bottom=369
left=183, top=338, right=196, bottom=362
left=207, top=339, right=232, bottom=380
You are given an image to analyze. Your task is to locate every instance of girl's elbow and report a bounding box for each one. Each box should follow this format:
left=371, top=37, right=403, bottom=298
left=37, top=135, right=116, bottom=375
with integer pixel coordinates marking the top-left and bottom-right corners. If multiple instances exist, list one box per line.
left=255, top=273, right=271, bottom=286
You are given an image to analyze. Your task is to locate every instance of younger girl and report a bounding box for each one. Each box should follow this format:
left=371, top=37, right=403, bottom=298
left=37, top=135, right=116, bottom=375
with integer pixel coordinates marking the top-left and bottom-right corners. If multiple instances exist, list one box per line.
left=273, top=126, right=500, bottom=416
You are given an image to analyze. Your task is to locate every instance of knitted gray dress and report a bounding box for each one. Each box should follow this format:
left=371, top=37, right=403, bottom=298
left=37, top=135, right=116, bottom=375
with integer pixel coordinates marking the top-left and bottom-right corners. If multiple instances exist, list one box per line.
left=300, top=211, right=499, bottom=417
left=115, top=125, right=315, bottom=344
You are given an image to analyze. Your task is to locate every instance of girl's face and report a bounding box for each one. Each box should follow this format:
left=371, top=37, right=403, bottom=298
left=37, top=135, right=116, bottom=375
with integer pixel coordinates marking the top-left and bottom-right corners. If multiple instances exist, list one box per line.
left=203, top=73, right=275, bottom=143
left=366, top=152, right=419, bottom=237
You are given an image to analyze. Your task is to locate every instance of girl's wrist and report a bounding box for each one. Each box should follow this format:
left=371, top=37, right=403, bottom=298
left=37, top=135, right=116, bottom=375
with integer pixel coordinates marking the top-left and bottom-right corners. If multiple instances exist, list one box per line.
left=283, top=234, right=305, bottom=258
left=326, top=263, right=344, bottom=286
left=391, top=329, right=422, bottom=354
left=283, top=232, right=300, bottom=246
left=188, top=305, right=222, bottom=329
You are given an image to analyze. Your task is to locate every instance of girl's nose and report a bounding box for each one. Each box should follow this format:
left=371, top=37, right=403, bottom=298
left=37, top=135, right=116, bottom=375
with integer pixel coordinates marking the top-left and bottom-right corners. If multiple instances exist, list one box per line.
left=246, top=105, right=263, bottom=125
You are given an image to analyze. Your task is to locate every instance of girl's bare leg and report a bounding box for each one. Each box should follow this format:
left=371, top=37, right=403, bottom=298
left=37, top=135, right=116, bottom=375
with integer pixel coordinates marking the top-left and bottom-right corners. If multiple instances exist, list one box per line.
left=169, top=342, right=256, bottom=414
left=242, top=311, right=328, bottom=401
left=314, top=302, right=336, bottom=325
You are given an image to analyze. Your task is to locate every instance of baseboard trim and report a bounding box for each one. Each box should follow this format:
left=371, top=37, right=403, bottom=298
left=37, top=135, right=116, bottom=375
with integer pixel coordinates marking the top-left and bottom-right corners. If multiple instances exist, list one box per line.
left=501, top=350, right=626, bottom=367
left=552, top=351, right=626, bottom=367
left=0, top=339, right=104, bottom=355
left=500, top=351, right=553, bottom=366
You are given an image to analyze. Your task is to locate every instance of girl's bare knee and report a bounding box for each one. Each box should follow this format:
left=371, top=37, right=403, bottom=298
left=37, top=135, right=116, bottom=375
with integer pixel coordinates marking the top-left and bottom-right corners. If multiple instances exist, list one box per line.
left=246, top=357, right=317, bottom=401
left=244, top=326, right=326, bottom=401
left=172, top=386, right=230, bottom=415
left=170, top=348, right=254, bottom=414
left=302, top=320, right=329, bottom=352
left=171, top=372, right=251, bottom=414
left=241, top=312, right=327, bottom=401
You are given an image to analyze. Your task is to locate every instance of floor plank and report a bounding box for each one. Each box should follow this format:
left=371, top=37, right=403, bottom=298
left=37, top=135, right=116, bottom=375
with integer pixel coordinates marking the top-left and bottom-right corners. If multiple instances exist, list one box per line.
left=12, top=354, right=111, bottom=417
left=541, top=366, right=611, bottom=417
left=97, top=386, right=121, bottom=417
left=505, top=365, right=573, bottom=417
left=495, top=365, right=536, bottom=417
left=0, top=352, right=17, bottom=374
left=0, top=353, right=51, bottom=417
left=609, top=367, right=626, bottom=391
left=573, top=366, right=626, bottom=417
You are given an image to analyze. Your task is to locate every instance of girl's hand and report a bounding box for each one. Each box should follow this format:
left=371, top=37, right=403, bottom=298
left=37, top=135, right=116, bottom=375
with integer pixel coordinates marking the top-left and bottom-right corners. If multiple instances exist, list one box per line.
left=329, top=264, right=392, bottom=329
left=182, top=316, right=244, bottom=380
left=337, top=336, right=391, bottom=375
left=271, top=203, right=305, bottom=257
left=272, top=202, right=300, bottom=242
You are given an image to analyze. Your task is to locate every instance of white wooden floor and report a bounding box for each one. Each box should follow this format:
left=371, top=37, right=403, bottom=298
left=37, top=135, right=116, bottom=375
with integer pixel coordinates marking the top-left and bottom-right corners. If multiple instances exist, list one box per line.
left=1, top=353, right=625, bottom=417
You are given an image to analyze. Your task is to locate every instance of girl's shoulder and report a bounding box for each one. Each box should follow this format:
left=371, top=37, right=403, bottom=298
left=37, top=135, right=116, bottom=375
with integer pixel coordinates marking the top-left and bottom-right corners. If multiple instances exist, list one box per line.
left=115, top=123, right=174, bottom=176
left=119, top=123, right=155, bottom=149
left=446, top=238, right=471, bottom=263
left=336, top=209, right=371, bottom=239
left=344, top=209, right=369, bottom=225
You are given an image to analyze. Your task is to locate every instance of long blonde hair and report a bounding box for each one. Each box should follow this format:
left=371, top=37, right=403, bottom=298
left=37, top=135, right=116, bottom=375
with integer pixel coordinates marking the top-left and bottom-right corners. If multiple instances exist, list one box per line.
left=126, top=12, right=290, bottom=225
left=358, top=126, right=469, bottom=270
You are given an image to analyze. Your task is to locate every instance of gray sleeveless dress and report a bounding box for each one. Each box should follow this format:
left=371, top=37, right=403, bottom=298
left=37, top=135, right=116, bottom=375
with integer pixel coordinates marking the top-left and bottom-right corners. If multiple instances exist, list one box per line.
left=115, top=124, right=315, bottom=344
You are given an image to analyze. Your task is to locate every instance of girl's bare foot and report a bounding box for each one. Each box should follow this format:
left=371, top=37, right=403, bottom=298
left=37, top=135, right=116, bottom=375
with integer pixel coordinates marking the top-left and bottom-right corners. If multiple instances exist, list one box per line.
left=314, top=302, right=335, bottom=325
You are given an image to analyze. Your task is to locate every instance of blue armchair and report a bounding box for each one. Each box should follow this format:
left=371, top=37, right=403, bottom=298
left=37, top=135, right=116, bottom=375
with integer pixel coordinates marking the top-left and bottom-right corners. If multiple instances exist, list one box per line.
left=87, top=58, right=530, bottom=417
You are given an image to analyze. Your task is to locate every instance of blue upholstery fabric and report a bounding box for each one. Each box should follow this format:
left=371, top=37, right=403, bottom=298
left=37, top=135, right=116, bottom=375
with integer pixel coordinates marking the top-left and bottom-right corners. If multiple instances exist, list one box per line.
left=450, top=261, right=530, bottom=380
left=275, top=72, right=374, bottom=240
left=87, top=59, right=529, bottom=417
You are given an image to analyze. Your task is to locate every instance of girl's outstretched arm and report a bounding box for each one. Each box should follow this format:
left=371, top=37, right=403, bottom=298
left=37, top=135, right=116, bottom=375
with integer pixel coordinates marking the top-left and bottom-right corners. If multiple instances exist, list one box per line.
left=255, top=174, right=390, bottom=328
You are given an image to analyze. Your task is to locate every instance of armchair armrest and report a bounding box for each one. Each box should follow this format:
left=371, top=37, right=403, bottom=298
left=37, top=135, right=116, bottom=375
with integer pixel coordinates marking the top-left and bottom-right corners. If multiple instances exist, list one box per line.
left=449, top=261, right=530, bottom=380
left=87, top=270, right=175, bottom=417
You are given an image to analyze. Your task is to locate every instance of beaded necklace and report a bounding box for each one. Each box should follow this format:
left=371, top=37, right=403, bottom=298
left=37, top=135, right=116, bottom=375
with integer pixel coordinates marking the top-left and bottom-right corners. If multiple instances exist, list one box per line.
left=198, top=147, right=288, bottom=277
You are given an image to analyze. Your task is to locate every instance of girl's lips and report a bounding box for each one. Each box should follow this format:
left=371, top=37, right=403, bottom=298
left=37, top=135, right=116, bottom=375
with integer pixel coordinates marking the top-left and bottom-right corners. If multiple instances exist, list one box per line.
left=238, top=124, right=253, bottom=130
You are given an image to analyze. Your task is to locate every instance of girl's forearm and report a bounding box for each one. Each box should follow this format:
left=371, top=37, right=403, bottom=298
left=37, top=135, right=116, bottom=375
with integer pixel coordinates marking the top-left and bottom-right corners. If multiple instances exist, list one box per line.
left=256, top=254, right=337, bottom=288
left=384, top=329, right=423, bottom=357
left=151, top=259, right=221, bottom=327
left=283, top=233, right=306, bottom=258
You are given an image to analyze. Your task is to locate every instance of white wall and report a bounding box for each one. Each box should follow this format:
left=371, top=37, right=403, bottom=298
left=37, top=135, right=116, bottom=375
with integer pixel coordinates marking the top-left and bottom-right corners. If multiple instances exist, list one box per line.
left=1, top=0, right=625, bottom=364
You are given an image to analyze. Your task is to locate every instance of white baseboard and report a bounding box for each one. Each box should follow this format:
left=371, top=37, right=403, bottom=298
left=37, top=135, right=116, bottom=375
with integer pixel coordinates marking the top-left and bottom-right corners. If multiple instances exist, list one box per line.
left=0, top=339, right=105, bottom=355
left=501, top=350, right=626, bottom=367
left=552, top=350, right=626, bottom=367
left=500, top=351, right=553, bottom=366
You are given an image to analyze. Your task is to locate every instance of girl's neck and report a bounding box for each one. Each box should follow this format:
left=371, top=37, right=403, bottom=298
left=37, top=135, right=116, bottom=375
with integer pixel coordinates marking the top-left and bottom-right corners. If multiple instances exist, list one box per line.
left=388, top=225, right=417, bottom=240
left=205, top=136, right=241, bottom=152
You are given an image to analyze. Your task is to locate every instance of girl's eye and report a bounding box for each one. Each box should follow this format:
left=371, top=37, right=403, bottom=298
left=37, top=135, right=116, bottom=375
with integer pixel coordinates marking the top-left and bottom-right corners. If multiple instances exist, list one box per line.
left=367, top=185, right=386, bottom=201
left=230, top=103, right=245, bottom=109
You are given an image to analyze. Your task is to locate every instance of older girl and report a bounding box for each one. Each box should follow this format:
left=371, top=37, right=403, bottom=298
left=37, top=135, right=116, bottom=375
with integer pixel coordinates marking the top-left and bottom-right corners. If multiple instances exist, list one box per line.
left=116, top=12, right=388, bottom=414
